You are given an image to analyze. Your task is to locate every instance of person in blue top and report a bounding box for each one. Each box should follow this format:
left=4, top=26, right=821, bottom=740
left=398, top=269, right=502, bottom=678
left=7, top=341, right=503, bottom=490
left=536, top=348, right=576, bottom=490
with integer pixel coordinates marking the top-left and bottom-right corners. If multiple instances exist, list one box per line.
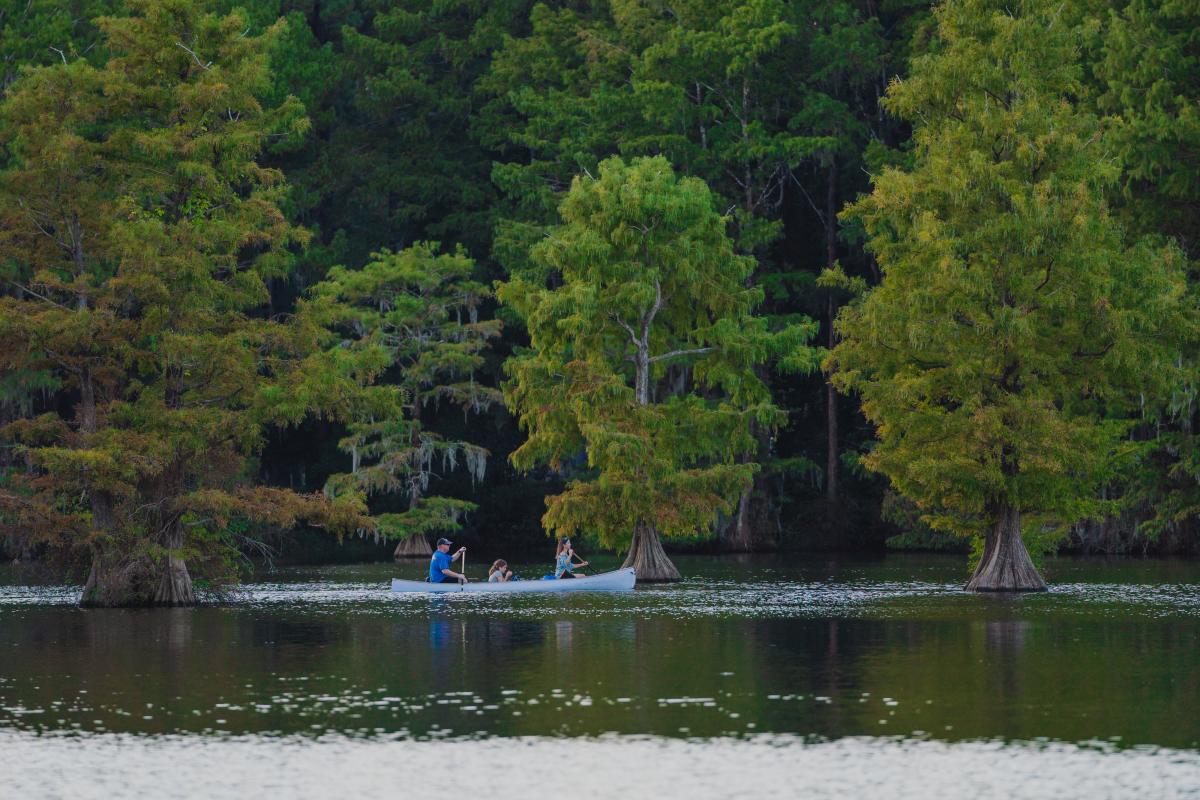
left=429, top=538, right=468, bottom=584
left=554, top=538, right=588, bottom=579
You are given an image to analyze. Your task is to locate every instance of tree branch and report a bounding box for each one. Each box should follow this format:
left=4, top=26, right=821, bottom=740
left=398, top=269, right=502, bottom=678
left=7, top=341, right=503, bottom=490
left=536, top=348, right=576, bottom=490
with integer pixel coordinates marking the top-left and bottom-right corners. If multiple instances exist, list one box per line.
left=641, top=279, right=664, bottom=341
left=16, top=199, right=73, bottom=252
left=790, top=171, right=826, bottom=227
left=649, top=347, right=712, bottom=364
left=611, top=313, right=639, bottom=347
left=1073, top=342, right=1115, bottom=359
left=1034, top=258, right=1054, bottom=292
left=175, top=42, right=212, bottom=71
left=6, top=280, right=71, bottom=311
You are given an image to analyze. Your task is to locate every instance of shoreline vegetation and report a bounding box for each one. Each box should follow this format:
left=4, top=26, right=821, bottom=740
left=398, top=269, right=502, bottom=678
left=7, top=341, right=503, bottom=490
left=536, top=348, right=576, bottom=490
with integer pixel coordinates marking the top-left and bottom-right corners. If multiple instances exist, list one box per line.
left=0, top=0, right=1197, bottom=605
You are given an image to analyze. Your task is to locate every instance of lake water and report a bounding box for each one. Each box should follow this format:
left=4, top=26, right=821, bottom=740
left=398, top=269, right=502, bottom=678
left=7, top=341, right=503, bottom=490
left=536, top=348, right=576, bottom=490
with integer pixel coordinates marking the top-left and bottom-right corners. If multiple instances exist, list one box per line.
left=2, top=553, right=1198, bottom=798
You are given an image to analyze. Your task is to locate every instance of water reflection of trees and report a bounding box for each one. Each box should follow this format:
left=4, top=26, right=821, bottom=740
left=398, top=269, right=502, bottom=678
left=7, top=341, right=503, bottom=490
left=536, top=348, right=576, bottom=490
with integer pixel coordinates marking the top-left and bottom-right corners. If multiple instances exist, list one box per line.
left=1, top=602, right=1197, bottom=746
left=851, top=614, right=1199, bottom=746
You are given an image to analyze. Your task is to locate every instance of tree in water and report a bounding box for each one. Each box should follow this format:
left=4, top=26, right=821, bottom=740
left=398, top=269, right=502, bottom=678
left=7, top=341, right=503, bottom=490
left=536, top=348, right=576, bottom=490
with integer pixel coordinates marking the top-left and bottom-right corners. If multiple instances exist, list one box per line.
left=302, top=243, right=501, bottom=559
left=480, top=0, right=886, bottom=549
left=827, top=0, right=1190, bottom=591
left=500, top=156, right=814, bottom=580
left=0, top=0, right=365, bottom=606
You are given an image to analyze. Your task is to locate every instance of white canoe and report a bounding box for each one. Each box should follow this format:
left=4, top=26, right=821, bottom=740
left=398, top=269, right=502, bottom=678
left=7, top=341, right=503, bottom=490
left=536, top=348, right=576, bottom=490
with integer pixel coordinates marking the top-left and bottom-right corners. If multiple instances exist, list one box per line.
left=390, top=567, right=636, bottom=594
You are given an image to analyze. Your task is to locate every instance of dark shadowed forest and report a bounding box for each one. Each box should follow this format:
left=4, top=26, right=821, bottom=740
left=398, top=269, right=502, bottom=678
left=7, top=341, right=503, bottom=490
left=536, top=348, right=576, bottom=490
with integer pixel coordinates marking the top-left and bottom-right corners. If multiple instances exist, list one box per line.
left=1, top=0, right=1197, bottom=603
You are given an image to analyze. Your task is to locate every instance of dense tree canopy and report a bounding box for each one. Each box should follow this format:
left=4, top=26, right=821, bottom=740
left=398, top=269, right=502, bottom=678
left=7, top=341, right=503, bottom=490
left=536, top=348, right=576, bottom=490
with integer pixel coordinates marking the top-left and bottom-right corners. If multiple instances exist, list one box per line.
left=0, top=0, right=115, bottom=96
left=1090, top=0, right=1200, bottom=542
left=0, top=0, right=362, bottom=605
left=1, top=0, right=1199, bottom=604
left=480, top=0, right=915, bottom=543
left=828, top=0, right=1192, bottom=589
left=501, top=156, right=816, bottom=579
left=302, top=243, right=501, bottom=557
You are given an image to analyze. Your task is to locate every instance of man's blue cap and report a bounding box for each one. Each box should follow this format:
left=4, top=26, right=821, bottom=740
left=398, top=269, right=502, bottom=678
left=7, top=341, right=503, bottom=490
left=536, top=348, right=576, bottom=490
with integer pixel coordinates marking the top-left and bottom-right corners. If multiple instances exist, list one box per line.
left=436, top=537, right=453, bottom=546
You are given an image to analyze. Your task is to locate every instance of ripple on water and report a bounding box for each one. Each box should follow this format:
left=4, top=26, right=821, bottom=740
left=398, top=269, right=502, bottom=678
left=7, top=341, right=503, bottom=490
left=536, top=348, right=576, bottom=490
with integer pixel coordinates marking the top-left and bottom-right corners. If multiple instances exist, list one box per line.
left=2, top=730, right=1198, bottom=800
left=231, top=578, right=970, bottom=618
left=221, top=578, right=1200, bottom=621
left=2, top=576, right=1198, bottom=620
left=0, top=584, right=81, bottom=606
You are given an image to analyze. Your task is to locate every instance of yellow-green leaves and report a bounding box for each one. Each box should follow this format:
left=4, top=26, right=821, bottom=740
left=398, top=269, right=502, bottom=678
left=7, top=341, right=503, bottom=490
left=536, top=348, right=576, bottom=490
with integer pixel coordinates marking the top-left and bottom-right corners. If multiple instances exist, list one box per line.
left=0, top=0, right=351, bottom=599
left=304, top=242, right=501, bottom=542
left=502, top=156, right=814, bottom=549
left=828, top=0, right=1191, bottom=537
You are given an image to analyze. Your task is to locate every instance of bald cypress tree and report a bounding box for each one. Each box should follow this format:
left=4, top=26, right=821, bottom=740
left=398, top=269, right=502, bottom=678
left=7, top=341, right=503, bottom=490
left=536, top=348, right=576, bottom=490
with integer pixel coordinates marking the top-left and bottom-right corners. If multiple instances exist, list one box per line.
left=302, top=243, right=502, bottom=559
left=500, top=156, right=815, bottom=580
left=827, top=0, right=1190, bottom=590
left=0, top=0, right=363, bottom=606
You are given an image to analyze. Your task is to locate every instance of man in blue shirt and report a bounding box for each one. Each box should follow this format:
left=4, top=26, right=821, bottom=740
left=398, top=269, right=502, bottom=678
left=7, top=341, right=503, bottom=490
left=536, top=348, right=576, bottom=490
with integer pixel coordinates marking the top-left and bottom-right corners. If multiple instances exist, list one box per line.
left=429, top=538, right=468, bottom=583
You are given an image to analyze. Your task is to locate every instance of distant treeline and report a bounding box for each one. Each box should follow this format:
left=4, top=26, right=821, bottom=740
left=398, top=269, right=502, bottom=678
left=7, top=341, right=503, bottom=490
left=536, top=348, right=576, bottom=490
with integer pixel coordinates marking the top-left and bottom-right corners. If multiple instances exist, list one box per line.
left=0, top=0, right=1196, bottom=602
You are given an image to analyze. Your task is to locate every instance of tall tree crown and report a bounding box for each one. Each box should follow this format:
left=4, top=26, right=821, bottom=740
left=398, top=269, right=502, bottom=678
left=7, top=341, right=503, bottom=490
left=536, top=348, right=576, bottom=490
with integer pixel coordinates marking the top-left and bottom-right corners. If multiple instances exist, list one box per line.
left=303, top=242, right=501, bottom=542
left=502, top=155, right=815, bottom=547
left=0, top=0, right=353, bottom=604
left=828, top=0, right=1190, bottom=534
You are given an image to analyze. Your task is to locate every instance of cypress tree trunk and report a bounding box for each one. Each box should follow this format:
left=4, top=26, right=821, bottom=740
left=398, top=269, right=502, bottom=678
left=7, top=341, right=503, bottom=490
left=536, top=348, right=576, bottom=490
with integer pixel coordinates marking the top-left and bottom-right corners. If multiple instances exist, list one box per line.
left=149, top=372, right=196, bottom=606
left=965, top=503, right=1047, bottom=592
left=622, top=521, right=681, bottom=582
left=722, top=490, right=754, bottom=552
left=79, top=526, right=198, bottom=606
left=825, top=376, right=838, bottom=502
left=394, top=534, right=433, bottom=559
left=150, top=461, right=195, bottom=606
left=720, top=477, right=780, bottom=552
left=824, top=157, right=840, bottom=505
left=721, top=391, right=780, bottom=552
left=78, top=366, right=123, bottom=607
left=152, top=518, right=196, bottom=606
left=393, top=482, right=433, bottom=558
left=79, top=559, right=118, bottom=607
left=623, top=316, right=682, bottom=580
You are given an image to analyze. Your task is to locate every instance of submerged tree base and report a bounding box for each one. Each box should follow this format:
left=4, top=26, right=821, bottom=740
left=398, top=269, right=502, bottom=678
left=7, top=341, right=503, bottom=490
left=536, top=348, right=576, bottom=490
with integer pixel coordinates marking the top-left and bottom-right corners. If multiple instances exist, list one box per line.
left=79, top=556, right=197, bottom=608
left=153, top=556, right=197, bottom=606
left=720, top=483, right=779, bottom=553
left=965, top=505, right=1048, bottom=592
left=393, top=534, right=432, bottom=559
left=622, top=523, right=681, bottom=582
left=720, top=484, right=755, bottom=553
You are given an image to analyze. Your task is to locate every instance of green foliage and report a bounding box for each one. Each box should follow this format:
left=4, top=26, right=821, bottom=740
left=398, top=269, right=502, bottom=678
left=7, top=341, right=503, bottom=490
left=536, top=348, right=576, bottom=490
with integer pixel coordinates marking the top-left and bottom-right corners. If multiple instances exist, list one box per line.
left=500, top=156, right=816, bottom=549
left=481, top=0, right=898, bottom=260
left=883, top=472, right=1067, bottom=565
left=1093, top=0, right=1199, bottom=247
left=1123, top=419, right=1200, bottom=540
left=828, top=0, right=1192, bottom=538
left=1090, top=0, right=1200, bottom=539
left=311, top=0, right=529, bottom=264
left=302, top=243, right=501, bottom=542
left=0, top=0, right=363, bottom=600
left=4, top=0, right=1199, bottom=572
left=480, top=0, right=919, bottom=532
left=886, top=528, right=969, bottom=552
left=0, top=369, right=59, bottom=417
left=0, top=0, right=116, bottom=96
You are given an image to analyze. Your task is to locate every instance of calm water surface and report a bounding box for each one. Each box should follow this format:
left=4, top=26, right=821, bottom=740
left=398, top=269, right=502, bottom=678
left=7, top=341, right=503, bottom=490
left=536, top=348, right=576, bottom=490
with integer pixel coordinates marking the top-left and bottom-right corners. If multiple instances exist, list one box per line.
left=2, top=553, right=1198, bottom=798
